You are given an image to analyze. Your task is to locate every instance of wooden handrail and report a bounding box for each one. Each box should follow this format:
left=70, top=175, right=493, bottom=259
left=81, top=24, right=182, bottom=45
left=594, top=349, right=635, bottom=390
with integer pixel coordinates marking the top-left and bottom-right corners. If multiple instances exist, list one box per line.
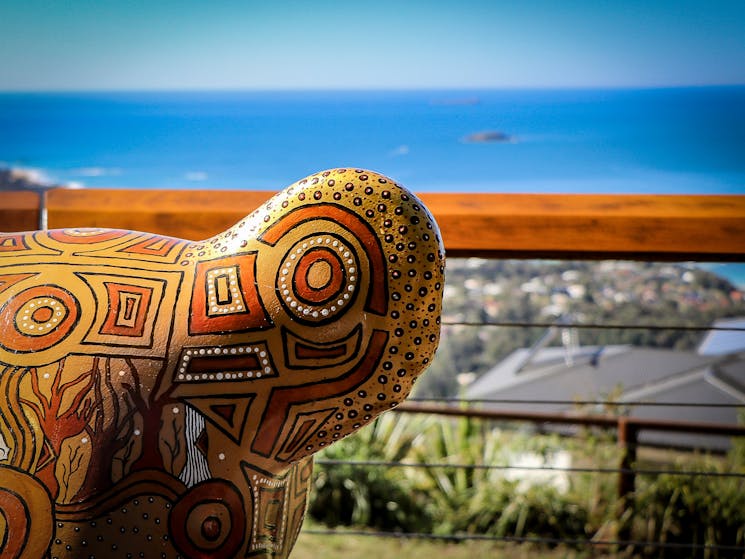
left=395, top=402, right=745, bottom=437
left=2, top=189, right=744, bottom=261
left=1, top=190, right=40, bottom=233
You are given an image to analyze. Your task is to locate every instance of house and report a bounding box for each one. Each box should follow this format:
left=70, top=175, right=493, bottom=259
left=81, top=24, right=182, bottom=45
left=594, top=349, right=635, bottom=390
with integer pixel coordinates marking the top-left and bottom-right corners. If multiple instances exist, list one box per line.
left=697, top=317, right=745, bottom=356
left=465, top=325, right=745, bottom=450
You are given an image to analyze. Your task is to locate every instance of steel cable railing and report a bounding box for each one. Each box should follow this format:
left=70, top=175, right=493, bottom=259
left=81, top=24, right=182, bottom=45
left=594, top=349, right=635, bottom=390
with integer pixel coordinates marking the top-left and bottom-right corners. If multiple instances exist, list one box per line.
left=307, top=414, right=745, bottom=554
left=306, top=403, right=745, bottom=552
left=314, top=458, right=745, bottom=480
left=302, top=529, right=745, bottom=555
left=441, top=319, right=745, bottom=332
left=4, top=189, right=743, bottom=555
left=307, top=311, right=745, bottom=554
left=409, top=397, right=745, bottom=408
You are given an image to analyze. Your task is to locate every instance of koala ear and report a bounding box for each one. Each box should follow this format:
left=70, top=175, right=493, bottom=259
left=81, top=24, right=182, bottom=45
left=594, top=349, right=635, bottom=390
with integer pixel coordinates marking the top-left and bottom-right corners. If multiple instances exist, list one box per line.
left=225, top=168, right=446, bottom=464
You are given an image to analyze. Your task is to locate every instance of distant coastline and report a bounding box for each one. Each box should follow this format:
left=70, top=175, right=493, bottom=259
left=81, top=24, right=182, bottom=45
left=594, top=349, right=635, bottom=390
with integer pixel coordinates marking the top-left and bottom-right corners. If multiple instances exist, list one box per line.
left=0, top=167, right=59, bottom=191
left=0, top=87, right=743, bottom=194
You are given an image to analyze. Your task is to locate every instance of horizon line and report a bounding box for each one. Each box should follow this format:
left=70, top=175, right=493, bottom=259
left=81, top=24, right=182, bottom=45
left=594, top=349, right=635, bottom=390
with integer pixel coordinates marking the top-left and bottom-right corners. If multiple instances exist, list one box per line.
left=1, top=83, right=744, bottom=95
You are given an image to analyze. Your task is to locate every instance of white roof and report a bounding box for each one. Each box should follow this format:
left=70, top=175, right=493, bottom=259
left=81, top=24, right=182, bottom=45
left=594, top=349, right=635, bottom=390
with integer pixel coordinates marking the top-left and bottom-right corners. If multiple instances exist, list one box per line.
left=697, top=317, right=745, bottom=355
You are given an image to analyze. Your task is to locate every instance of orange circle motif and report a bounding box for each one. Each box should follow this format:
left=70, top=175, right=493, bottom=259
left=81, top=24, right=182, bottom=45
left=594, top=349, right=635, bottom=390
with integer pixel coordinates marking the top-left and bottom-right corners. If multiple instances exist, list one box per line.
left=293, top=247, right=345, bottom=304
left=277, top=234, right=360, bottom=324
left=0, top=285, right=79, bottom=352
left=0, top=467, right=53, bottom=559
left=169, top=479, right=246, bottom=559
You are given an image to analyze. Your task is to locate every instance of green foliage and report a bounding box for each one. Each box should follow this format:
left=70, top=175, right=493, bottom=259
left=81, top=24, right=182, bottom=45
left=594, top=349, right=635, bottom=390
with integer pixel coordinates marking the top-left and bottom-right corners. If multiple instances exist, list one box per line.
left=308, top=414, right=433, bottom=532
left=308, top=412, right=745, bottom=556
left=633, top=464, right=745, bottom=558
left=629, top=419, right=745, bottom=558
left=309, top=414, right=610, bottom=541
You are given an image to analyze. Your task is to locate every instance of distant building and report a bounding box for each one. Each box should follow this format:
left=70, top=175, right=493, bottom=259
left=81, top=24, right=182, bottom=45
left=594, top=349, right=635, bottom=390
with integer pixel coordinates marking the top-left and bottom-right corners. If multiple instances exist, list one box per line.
left=465, top=323, right=745, bottom=450
left=698, top=317, right=745, bottom=356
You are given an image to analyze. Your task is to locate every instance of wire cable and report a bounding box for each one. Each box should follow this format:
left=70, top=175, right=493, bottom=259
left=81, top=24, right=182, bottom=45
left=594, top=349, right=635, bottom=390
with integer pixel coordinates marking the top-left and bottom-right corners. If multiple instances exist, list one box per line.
left=409, top=397, right=745, bottom=408
left=441, top=319, right=745, bottom=332
left=302, top=528, right=745, bottom=552
left=315, top=458, right=745, bottom=479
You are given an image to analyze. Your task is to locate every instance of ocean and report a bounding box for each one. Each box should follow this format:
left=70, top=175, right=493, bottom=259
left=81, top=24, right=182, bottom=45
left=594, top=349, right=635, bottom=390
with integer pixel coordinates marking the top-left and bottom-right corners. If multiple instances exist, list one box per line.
left=1, top=87, right=744, bottom=193
left=1, top=87, right=744, bottom=287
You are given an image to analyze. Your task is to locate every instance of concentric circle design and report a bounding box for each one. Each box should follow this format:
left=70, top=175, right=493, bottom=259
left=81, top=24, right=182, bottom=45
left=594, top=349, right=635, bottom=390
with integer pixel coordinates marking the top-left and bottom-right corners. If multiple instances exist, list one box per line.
left=0, top=285, right=79, bottom=353
left=15, top=297, right=67, bottom=336
left=169, top=479, right=246, bottom=559
left=0, top=467, right=53, bottom=559
left=293, top=248, right=344, bottom=304
left=277, top=234, right=359, bottom=323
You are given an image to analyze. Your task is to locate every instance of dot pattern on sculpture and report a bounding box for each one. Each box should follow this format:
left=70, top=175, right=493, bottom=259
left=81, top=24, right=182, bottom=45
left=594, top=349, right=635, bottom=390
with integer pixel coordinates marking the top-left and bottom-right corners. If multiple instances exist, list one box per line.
left=278, top=234, right=359, bottom=323
left=16, top=296, right=66, bottom=335
left=0, top=168, right=444, bottom=559
left=50, top=496, right=175, bottom=558
left=175, top=343, right=277, bottom=382
left=206, top=267, right=244, bottom=314
left=0, top=285, right=80, bottom=352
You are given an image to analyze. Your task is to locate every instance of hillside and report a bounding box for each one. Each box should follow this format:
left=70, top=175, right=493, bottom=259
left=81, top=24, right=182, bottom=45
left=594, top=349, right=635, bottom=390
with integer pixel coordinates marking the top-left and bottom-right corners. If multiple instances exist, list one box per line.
left=417, top=259, right=745, bottom=397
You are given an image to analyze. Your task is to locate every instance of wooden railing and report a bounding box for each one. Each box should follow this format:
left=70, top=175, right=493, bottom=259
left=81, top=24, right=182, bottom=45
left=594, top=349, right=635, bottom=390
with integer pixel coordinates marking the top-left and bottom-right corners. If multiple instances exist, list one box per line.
left=2, top=189, right=745, bottom=261
left=4, top=187, right=745, bottom=552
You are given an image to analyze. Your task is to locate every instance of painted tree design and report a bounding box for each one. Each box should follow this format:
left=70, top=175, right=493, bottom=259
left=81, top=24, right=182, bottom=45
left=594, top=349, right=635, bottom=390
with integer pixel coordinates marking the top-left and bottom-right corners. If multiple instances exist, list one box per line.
left=20, top=357, right=96, bottom=499
left=21, top=353, right=186, bottom=502
left=72, top=357, right=139, bottom=502
left=120, top=357, right=183, bottom=475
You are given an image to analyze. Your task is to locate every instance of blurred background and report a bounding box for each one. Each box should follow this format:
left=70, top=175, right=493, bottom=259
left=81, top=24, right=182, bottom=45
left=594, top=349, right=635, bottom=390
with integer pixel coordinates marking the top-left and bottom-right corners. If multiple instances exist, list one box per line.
left=1, top=0, right=743, bottom=194
left=2, top=3, right=745, bottom=556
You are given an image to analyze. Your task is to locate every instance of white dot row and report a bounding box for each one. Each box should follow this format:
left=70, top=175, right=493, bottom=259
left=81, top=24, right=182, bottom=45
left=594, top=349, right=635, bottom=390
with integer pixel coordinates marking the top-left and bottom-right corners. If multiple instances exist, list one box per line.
left=279, top=236, right=357, bottom=319
left=17, top=298, right=64, bottom=332
left=177, top=346, right=273, bottom=382
left=206, top=267, right=244, bottom=313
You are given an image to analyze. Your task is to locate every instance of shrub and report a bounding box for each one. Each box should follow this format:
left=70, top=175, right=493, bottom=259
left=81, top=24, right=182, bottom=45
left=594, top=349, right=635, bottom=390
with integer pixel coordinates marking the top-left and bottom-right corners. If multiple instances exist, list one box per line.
left=308, top=414, right=433, bottom=532
left=308, top=412, right=745, bottom=557
left=633, top=463, right=745, bottom=558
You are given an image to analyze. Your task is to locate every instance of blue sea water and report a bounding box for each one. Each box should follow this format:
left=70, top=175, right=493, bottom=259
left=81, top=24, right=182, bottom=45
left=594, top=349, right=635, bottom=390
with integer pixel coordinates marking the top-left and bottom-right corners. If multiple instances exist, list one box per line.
left=1, top=87, right=744, bottom=288
left=0, top=87, right=744, bottom=193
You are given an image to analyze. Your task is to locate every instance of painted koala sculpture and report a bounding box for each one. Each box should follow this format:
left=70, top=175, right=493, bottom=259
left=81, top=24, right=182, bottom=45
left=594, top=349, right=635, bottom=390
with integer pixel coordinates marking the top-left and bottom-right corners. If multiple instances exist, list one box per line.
left=0, top=169, right=444, bottom=559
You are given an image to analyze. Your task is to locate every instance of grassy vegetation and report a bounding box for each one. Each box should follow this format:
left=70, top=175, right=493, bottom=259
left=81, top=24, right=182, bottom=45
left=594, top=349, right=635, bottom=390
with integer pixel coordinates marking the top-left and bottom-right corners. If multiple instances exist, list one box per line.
left=308, top=413, right=745, bottom=558
left=294, top=525, right=618, bottom=559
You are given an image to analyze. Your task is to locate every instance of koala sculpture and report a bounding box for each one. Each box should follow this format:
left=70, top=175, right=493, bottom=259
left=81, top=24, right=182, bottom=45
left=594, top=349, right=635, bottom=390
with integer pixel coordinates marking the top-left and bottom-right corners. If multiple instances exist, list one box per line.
left=0, top=168, right=444, bottom=559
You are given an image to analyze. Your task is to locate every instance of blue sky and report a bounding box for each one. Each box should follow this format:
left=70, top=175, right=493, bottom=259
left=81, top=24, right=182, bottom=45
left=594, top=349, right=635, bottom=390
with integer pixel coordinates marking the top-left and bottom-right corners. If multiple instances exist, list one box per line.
left=1, top=0, right=744, bottom=90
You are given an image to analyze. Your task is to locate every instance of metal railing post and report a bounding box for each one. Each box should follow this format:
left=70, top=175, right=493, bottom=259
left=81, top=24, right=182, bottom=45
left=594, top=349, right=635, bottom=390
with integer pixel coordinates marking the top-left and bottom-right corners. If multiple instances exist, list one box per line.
left=617, top=417, right=638, bottom=501
left=38, top=189, right=49, bottom=230
left=617, top=417, right=638, bottom=547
